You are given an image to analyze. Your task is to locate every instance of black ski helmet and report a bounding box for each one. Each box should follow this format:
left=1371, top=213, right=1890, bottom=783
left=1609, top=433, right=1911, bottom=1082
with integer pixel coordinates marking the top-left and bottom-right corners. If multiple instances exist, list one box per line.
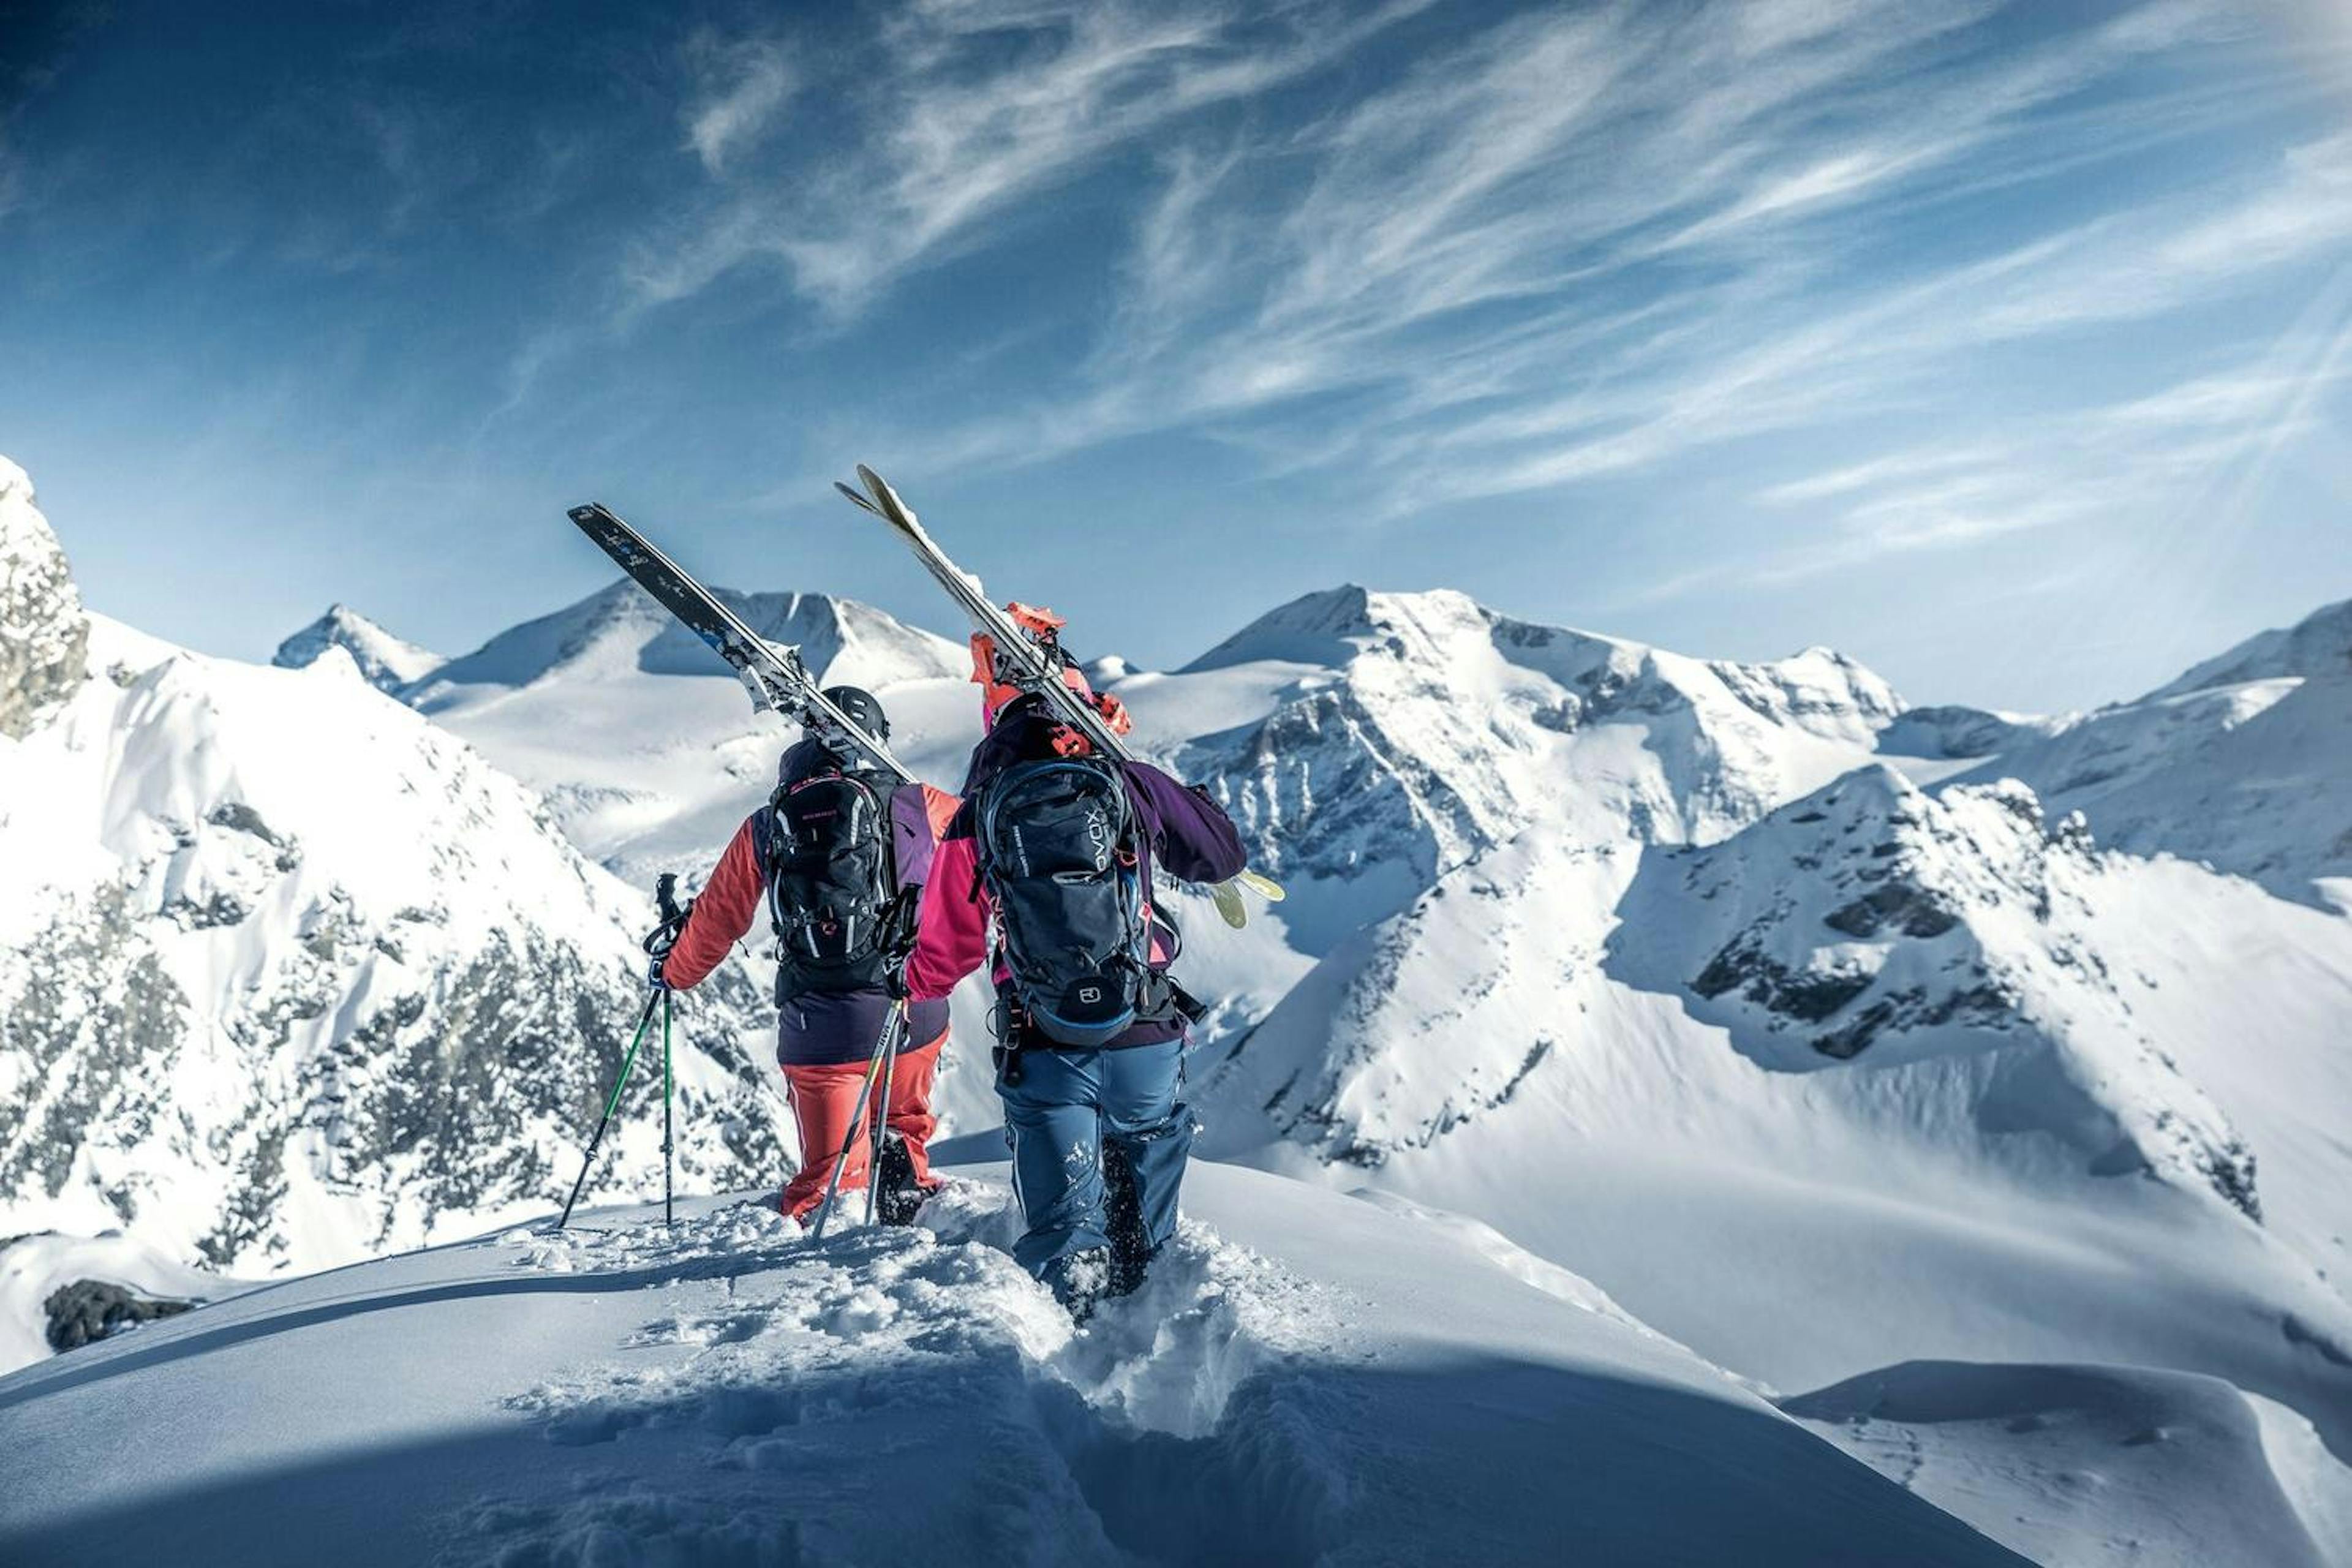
left=813, top=685, right=889, bottom=742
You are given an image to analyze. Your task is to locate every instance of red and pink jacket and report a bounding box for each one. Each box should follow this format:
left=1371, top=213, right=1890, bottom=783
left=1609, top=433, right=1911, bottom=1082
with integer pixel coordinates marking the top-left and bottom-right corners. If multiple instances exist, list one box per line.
left=663, top=764, right=960, bottom=1066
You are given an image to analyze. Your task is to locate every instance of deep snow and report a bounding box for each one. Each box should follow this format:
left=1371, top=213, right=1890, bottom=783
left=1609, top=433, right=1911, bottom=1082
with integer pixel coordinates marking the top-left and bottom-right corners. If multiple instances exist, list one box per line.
left=0, top=1165, right=2029, bottom=1567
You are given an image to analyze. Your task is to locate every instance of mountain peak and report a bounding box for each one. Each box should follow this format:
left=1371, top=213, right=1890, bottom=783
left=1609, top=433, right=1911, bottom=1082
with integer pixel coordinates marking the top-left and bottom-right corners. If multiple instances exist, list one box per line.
left=410, top=580, right=963, bottom=706
left=2144, top=595, right=2352, bottom=700
left=1180, top=585, right=1493, bottom=673
left=0, top=454, right=91, bottom=739
left=273, top=605, right=442, bottom=695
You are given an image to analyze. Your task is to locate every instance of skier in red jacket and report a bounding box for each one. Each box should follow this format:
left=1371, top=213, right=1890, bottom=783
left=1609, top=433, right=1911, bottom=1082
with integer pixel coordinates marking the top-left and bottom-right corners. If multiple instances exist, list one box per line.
left=658, top=687, right=959, bottom=1224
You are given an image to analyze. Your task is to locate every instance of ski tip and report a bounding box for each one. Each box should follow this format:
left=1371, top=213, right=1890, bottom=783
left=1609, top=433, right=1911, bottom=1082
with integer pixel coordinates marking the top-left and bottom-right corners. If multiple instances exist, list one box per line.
left=566, top=502, right=603, bottom=524
left=854, top=463, right=904, bottom=510
left=834, top=481, right=883, bottom=515
left=1210, top=880, right=1249, bottom=929
left=1237, top=869, right=1287, bottom=903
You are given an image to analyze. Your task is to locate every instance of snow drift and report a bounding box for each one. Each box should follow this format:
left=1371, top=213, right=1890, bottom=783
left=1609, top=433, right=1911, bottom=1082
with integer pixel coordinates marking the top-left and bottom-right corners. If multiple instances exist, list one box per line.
left=0, top=1166, right=2029, bottom=1567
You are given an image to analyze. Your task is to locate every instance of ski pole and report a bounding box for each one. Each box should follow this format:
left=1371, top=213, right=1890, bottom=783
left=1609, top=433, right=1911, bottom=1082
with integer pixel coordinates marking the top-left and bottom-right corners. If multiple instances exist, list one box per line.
left=557, top=987, right=663, bottom=1231
left=809, top=1002, right=905, bottom=1242
left=863, top=1011, right=905, bottom=1227
left=661, top=989, right=675, bottom=1228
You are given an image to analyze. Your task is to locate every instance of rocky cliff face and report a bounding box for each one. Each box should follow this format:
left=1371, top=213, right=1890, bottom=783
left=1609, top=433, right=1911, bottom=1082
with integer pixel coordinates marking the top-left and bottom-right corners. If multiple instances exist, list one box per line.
left=0, top=458, right=89, bottom=740
left=0, top=459, right=785, bottom=1277
left=0, top=629, right=788, bottom=1275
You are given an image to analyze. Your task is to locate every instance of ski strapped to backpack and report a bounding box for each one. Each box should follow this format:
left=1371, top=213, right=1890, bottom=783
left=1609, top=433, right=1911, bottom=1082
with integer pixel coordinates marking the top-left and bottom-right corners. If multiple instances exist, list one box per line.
left=568, top=503, right=944, bottom=1003
left=832, top=466, right=1284, bottom=929
left=567, top=502, right=913, bottom=784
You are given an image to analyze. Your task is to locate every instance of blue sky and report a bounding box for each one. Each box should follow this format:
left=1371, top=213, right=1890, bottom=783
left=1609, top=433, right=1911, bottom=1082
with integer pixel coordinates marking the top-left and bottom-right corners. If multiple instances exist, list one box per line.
left=4, top=0, right=2350, bottom=710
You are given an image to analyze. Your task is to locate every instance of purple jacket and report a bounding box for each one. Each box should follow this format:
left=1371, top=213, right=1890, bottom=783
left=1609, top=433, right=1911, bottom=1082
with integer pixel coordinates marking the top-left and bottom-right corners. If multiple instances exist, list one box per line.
left=908, top=711, right=1248, bottom=1046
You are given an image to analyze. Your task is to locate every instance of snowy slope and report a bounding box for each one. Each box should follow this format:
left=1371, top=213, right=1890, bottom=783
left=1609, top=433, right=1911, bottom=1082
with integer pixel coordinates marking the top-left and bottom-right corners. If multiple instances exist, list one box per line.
left=0, top=469, right=798, bottom=1291
left=1189, top=764, right=2352, bottom=1517
left=1939, top=597, right=2352, bottom=910
left=0, top=1166, right=2030, bottom=1567
left=272, top=603, right=443, bottom=693
left=410, top=578, right=970, bottom=886
left=0, top=618, right=791, bottom=1278
left=2149, top=598, right=2352, bottom=698
left=1785, top=1361, right=2352, bottom=1567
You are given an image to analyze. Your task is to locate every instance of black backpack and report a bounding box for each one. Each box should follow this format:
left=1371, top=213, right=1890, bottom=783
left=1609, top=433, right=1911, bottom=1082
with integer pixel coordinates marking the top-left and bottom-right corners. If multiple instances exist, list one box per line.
left=976, top=756, right=1166, bottom=1047
left=763, top=766, right=908, bottom=1003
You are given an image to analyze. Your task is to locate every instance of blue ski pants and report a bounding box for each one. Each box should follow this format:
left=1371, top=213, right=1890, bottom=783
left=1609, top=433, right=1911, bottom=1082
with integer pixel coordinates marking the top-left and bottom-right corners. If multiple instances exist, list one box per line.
left=998, top=1039, right=1193, bottom=1280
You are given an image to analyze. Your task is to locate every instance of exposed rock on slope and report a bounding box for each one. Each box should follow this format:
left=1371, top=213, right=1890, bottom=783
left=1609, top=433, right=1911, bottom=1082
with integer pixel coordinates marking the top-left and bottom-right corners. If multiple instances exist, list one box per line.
left=1633, top=768, right=2256, bottom=1216
left=0, top=458, right=88, bottom=740
left=0, top=625, right=786, bottom=1275
left=0, top=466, right=787, bottom=1278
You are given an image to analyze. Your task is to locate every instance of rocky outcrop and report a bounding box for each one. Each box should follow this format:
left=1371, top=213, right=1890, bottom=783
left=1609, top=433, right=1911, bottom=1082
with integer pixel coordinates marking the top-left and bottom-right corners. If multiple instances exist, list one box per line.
left=43, top=1279, right=197, bottom=1353
left=0, top=458, right=89, bottom=739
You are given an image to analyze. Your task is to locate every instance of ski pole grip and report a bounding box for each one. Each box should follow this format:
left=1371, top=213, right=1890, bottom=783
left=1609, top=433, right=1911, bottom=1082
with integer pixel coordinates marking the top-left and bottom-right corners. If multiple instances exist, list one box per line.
left=655, top=872, right=683, bottom=927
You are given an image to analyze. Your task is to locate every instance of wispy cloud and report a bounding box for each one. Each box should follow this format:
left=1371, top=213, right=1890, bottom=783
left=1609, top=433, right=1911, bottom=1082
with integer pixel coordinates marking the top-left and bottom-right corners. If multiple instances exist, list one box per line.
left=682, top=31, right=795, bottom=176
left=628, top=0, right=1433, bottom=315
left=1722, top=268, right=2352, bottom=593
left=554, top=0, right=2348, bottom=607
left=807, top=0, right=2320, bottom=514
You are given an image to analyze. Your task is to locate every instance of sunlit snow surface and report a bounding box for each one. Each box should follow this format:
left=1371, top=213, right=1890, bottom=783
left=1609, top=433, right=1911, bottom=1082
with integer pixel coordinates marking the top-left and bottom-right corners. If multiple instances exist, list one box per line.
left=0, top=1167, right=2029, bottom=1567
left=12, top=453, right=2352, bottom=1563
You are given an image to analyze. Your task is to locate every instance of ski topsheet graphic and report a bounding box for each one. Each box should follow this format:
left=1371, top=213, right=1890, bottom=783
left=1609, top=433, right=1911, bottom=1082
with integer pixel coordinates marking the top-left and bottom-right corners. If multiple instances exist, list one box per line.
left=835, top=465, right=1283, bottom=926
left=568, top=502, right=912, bottom=783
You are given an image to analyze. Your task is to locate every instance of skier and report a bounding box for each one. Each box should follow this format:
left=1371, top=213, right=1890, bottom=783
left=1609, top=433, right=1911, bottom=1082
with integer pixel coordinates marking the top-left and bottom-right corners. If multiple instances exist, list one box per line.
left=905, top=646, right=1246, bottom=1316
left=657, top=686, right=960, bottom=1224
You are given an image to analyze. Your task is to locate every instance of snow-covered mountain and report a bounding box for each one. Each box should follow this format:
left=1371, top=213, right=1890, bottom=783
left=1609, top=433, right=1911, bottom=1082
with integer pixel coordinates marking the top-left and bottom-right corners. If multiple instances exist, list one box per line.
left=1125, top=587, right=2352, bottom=1520
left=1925, top=597, right=2352, bottom=910
left=0, top=469, right=790, bottom=1303
left=405, top=578, right=970, bottom=885
left=1155, top=586, right=1902, bottom=932
left=13, top=451, right=2352, bottom=1559
left=271, top=603, right=442, bottom=694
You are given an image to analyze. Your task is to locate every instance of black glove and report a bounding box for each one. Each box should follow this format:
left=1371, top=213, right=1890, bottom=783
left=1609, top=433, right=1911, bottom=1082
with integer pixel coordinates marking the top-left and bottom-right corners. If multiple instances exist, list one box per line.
left=643, top=899, right=685, bottom=992
left=883, top=957, right=911, bottom=1002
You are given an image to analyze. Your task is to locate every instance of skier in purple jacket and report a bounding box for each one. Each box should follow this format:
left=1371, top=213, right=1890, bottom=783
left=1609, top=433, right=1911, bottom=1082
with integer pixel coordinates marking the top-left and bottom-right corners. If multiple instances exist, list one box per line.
left=908, top=689, right=1246, bottom=1314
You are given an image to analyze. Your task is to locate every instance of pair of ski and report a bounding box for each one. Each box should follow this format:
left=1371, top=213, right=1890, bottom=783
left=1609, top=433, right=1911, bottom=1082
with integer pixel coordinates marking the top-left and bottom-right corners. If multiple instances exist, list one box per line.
left=567, top=466, right=1283, bottom=926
